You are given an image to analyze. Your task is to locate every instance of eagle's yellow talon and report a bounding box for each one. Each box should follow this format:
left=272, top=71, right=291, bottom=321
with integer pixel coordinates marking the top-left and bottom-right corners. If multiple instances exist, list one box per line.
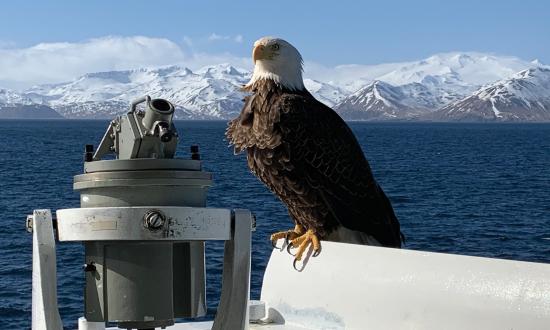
left=313, top=248, right=321, bottom=257
left=286, top=241, right=296, bottom=256
left=284, top=232, right=293, bottom=245
left=289, top=229, right=321, bottom=262
left=270, top=231, right=287, bottom=248
left=293, top=258, right=300, bottom=270
left=270, top=224, right=305, bottom=249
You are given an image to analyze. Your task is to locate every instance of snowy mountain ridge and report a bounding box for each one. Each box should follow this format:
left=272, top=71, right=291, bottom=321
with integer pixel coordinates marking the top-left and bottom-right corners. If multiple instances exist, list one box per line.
left=0, top=88, right=34, bottom=105
left=429, top=67, right=550, bottom=121
left=1, top=52, right=548, bottom=121
left=335, top=81, right=421, bottom=120
left=24, top=65, right=251, bottom=119
left=324, top=51, right=536, bottom=93
left=14, top=64, right=354, bottom=119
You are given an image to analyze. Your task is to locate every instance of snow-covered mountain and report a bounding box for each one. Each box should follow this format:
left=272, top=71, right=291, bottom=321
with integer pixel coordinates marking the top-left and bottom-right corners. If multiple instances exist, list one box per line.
left=303, top=79, right=348, bottom=107
left=0, top=88, right=61, bottom=118
left=332, top=52, right=544, bottom=120
left=25, top=65, right=250, bottom=119
left=375, top=52, right=531, bottom=87
left=0, top=88, right=34, bottom=105
left=429, top=67, right=550, bottom=122
left=334, top=78, right=485, bottom=121
left=21, top=64, right=347, bottom=119
left=21, top=65, right=350, bottom=119
left=0, top=104, right=61, bottom=119
left=1, top=52, right=548, bottom=121
left=334, top=81, right=423, bottom=120
left=331, top=52, right=534, bottom=92
left=336, top=52, right=548, bottom=120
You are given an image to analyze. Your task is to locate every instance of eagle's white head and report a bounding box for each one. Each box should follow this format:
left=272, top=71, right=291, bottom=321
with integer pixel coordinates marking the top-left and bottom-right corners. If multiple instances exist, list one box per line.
left=245, top=36, right=305, bottom=91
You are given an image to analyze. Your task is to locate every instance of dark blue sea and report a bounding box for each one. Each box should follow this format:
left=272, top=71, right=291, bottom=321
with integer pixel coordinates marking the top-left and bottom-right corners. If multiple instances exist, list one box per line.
left=1, top=120, right=549, bottom=329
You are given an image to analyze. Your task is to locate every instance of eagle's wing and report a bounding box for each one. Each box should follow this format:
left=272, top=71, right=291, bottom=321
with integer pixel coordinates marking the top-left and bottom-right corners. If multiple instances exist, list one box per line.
left=278, top=94, right=402, bottom=247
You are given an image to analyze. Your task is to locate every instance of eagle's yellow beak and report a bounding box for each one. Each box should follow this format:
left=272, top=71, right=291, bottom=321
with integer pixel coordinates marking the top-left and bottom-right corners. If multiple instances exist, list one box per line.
left=253, top=44, right=266, bottom=63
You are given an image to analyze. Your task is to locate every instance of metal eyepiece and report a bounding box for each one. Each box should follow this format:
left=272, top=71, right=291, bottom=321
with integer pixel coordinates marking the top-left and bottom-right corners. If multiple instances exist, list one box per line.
left=150, top=99, right=172, bottom=113
left=140, top=97, right=175, bottom=133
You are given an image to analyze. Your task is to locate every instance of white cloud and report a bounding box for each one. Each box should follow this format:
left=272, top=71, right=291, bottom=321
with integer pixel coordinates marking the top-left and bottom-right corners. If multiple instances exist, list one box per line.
left=207, top=33, right=226, bottom=41
left=0, top=36, right=252, bottom=90
left=0, top=35, right=379, bottom=91
left=0, top=40, right=17, bottom=49
left=0, top=35, right=406, bottom=91
left=207, top=33, right=244, bottom=43
left=182, top=36, right=194, bottom=47
left=0, top=35, right=535, bottom=93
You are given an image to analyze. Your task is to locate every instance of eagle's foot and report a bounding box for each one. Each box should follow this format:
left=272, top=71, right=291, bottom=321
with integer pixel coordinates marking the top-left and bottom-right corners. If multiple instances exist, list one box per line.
left=270, top=224, right=305, bottom=249
left=287, top=229, right=321, bottom=267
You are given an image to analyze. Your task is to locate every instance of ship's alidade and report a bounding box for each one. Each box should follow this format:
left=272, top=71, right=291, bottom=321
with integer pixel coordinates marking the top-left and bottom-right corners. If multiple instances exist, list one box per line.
left=91, top=95, right=179, bottom=160
left=78, top=96, right=209, bottom=329
left=27, top=96, right=253, bottom=330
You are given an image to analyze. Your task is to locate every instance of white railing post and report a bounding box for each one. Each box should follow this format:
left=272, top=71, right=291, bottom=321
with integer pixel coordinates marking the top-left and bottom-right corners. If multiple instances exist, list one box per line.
left=212, top=209, right=252, bottom=330
left=31, top=209, right=63, bottom=330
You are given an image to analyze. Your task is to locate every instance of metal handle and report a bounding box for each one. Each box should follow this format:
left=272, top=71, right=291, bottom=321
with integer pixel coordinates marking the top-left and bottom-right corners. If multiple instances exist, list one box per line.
left=128, top=95, right=151, bottom=114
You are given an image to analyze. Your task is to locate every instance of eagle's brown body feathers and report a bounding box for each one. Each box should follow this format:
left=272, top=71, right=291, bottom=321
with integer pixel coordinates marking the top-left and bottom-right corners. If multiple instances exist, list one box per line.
left=226, top=79, right=402, bottom=247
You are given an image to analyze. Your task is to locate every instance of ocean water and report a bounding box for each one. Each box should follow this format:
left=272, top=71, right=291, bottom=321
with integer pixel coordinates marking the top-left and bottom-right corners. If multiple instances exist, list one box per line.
left=0, top=120, right=549, bottom=329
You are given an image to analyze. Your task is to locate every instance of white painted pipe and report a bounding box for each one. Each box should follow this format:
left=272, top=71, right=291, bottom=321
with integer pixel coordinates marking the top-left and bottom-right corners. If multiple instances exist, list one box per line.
left=261, top=240, right=550, bottom=330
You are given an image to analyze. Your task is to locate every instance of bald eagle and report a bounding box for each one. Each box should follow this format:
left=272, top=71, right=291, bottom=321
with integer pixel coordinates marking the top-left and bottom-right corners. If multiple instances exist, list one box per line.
left=226, top=37, right=403, bottom=265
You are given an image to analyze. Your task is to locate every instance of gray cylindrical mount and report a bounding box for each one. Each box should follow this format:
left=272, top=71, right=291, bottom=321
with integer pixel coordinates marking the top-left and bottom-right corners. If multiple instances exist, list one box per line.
left=75, top=170, right=211, bottom=207
left=76, top=159, right=212, bottom=328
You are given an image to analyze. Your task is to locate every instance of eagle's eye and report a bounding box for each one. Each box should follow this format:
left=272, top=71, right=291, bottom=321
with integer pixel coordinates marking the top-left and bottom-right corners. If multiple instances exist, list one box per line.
left=271, top=44, right=280, bottom=51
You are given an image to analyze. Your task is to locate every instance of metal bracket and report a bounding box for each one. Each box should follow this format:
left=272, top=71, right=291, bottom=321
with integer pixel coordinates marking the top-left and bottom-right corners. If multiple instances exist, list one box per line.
left=92, top=120, right=116, bottom=161
left=26, top=214, right=33, bottom=233
left=30, top=209, right=63, bottom=330
left=212, top=209, right=252, bottom=330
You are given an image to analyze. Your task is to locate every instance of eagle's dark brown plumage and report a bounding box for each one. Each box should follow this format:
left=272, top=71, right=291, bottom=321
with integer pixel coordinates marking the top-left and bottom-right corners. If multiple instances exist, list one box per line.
left=227, top=79, right=402, bottom=247
left=227, top=37, right=402, bottom=264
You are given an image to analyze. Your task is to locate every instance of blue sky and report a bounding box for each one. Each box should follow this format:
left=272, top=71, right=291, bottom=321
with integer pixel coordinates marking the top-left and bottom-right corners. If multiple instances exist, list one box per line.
left=1, top=0, right=548, bottom=65
left=0, top=0, right=548, bottom=89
